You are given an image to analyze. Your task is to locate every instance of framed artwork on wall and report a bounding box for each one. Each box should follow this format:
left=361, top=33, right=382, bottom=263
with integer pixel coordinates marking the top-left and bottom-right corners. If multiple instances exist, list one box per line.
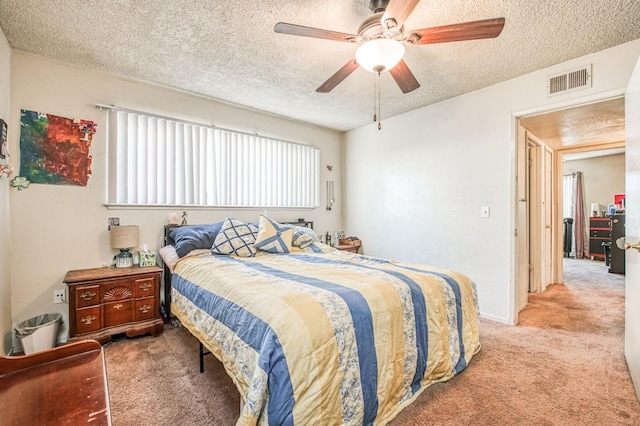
left=18, top=109, right=96, bottom=186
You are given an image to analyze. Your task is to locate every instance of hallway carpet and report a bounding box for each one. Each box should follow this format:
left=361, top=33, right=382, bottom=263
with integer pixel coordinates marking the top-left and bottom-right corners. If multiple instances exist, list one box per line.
left=104, top=258, right=640, bottom=425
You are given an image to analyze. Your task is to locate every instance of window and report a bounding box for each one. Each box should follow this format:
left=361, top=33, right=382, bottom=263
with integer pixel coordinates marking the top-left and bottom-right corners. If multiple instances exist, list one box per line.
left=106, top=109, right=320, bottom=208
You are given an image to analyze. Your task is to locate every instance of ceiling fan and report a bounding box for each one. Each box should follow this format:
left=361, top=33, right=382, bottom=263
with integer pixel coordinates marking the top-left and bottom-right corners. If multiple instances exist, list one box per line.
left=274, top=0, right=505, bottom=94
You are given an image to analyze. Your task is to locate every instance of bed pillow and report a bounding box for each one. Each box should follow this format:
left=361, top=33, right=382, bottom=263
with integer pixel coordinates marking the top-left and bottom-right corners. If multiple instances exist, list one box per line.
left=169, top=222, right=224, bottom=258
left=159, top=245, right=210, bottom=273
left=159, top=245, right=180, bottom=273
left=291, top=226, right=320, bottom=249
left=254, top=216, right=293, bottom=254
left=211, top=218, right=258, bottom=257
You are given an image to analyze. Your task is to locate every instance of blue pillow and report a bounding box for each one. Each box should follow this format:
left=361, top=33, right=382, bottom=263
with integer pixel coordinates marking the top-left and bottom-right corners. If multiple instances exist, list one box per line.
left=169, top=222, right=224, bottom=258
left=291, top=226, right=319, bottom=249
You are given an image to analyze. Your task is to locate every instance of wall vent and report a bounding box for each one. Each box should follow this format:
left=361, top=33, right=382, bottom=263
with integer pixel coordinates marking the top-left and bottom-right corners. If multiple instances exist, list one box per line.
left=547, top=64, right=592, bottom=96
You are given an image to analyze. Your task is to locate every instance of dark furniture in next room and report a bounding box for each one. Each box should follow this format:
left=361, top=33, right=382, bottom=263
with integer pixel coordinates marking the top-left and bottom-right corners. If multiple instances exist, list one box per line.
left=609, top=214, right=625, bottom=274
left=589, top=217, right=611, bottom=261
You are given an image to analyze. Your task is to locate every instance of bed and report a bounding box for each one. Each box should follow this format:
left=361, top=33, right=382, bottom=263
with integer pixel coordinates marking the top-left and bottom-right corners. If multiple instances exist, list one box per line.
left=161, top=216, right=481, bottom=425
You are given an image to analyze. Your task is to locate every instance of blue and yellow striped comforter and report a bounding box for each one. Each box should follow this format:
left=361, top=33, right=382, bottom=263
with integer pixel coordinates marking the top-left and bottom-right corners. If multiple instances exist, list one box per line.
left=171, top=247, right=480, bottom=425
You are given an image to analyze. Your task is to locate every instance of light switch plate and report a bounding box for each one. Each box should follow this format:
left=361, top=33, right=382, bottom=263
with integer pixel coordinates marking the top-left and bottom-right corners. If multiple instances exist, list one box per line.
left=481, top=206, right=490, bottom=218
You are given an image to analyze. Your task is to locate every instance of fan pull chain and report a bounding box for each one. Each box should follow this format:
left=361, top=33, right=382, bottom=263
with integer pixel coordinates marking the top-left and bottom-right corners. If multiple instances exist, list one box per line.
left=377, top=71, right=381, bottom=130
left=372, top=72, right=382, bottom=130
left=372, top=71, right=377, bottom=123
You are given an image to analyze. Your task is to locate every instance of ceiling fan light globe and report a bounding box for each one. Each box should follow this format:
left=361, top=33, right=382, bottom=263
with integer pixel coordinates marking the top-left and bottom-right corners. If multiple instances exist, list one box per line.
left=355, top=39, right=405, bottom=73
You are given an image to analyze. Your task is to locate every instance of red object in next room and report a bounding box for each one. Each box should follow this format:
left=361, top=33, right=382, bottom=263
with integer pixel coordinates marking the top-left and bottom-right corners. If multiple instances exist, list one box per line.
left=614, top=194, right=625, bottom=206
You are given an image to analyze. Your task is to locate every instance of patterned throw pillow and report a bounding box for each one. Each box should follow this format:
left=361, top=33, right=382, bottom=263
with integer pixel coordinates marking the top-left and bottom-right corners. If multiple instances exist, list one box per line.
left=254, top=215, right=293, bottom=254
left=291, top=226, right=319, bottom=249
left=211, top=218, right=258, bottom=257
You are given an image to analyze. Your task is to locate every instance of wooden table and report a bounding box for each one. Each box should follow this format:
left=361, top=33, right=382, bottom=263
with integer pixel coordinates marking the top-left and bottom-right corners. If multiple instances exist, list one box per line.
left=0, top=340, right=111, bottom=425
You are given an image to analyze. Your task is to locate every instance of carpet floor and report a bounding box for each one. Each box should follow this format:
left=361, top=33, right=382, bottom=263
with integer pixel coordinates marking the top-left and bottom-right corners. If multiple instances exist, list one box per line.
left=104, top=258, right=640, bottom=425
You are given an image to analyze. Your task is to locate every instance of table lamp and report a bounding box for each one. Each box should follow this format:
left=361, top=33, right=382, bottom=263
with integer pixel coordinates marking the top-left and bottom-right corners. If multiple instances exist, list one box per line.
left=110, top=225, right=139, bottom=268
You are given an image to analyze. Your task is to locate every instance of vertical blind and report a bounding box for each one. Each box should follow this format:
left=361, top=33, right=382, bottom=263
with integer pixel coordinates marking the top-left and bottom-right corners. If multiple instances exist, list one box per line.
left=107, top=110, right=320, bottom=207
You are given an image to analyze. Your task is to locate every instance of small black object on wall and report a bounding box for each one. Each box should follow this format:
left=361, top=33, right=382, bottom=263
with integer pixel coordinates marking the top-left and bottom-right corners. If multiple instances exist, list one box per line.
left=0, top=119, right=7, bottom=159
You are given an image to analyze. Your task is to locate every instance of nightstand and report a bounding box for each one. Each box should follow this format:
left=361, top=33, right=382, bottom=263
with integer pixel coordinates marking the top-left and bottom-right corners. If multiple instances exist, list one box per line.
left=64, top=265, right=164, bottom=344
left=336, top=238, right=362, bottom=254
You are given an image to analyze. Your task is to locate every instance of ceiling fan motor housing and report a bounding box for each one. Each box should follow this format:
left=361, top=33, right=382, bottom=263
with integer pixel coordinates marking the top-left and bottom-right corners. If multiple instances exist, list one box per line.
left=369, top=0, right=390, bottom=13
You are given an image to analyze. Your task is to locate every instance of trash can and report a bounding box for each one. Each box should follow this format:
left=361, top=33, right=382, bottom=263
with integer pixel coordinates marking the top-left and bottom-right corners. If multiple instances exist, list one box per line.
left=563, top=217, right=574, bottom=258
left=14, top=313, right=62, bottom=355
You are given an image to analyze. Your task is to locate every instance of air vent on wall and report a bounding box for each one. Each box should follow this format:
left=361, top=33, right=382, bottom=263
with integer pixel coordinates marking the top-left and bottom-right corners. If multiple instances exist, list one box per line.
left=547, top=64, right=592, bottom=96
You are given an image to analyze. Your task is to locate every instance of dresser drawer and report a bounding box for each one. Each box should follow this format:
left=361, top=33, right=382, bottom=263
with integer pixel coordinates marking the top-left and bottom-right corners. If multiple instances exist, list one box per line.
left=590, top=229, right=610, bottom=238
left=589, top=239, right=606, bottom=255
left=76, top=306, right=102, bottom=334
left=104, top=300, right=134, bottom=327
left=134, top=277, right=156, bottom=298
left=101, top=281, right=134, bottom=302
left=135, top=297, right=156, bottom=322
left=75, top=285, right=100, bottom=308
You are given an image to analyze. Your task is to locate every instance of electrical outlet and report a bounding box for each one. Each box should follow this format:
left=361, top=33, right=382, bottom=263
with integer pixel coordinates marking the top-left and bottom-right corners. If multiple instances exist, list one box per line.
left=54, top=289, right=66, bottom=304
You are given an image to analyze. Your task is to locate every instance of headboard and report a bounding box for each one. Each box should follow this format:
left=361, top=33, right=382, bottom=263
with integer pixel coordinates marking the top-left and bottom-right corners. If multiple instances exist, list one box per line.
left=161, top=219, right=313, bottom=322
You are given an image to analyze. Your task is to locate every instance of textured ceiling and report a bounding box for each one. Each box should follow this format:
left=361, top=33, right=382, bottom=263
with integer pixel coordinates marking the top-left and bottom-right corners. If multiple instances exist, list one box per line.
left=520, top=97, right=626, bottom=150
left=1, top=0, right=640, bottom=131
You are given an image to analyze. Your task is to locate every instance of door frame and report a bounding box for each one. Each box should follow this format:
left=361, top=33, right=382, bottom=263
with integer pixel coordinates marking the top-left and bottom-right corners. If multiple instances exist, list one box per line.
left=511, top=89, right=626, bottom=324
left=515, top=127, right=553, bottom=312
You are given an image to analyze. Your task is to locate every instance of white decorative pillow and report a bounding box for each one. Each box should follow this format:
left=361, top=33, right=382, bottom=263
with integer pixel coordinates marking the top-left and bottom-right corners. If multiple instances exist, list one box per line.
left=254, top=216, right=293, bottom=254
left=211, top=218, right=258, bottom=257
left=159, top=245, right=180, bottom=273
left=291, top=226, right=319, bottom=249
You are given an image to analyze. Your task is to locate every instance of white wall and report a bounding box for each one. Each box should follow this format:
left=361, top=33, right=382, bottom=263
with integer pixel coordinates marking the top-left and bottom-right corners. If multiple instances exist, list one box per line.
left=344, top=39, right=640, bottom=324
left=564, top=154, right=625, bottom=215
left=8, top=51, right=343, bottom=350
left=0, top=29, right=12, bottom=354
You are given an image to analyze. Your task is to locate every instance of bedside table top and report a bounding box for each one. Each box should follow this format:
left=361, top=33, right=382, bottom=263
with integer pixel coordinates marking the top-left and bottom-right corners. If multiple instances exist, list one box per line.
left=64, top=265, right=163, bottom=284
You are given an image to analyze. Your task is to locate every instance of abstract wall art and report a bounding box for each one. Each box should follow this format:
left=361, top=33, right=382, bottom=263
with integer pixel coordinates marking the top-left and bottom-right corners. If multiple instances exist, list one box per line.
left=19, top=109, right=95, bottom=186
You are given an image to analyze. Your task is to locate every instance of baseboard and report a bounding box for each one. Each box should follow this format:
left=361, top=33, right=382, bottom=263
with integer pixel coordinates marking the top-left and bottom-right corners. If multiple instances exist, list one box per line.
left=480, top=312, right=510, bottom=324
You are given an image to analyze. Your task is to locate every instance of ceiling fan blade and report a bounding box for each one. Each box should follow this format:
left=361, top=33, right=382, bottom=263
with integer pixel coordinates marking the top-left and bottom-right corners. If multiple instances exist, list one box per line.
left=409, top=17, right=505, bottom=45
left=381, top=0, right=420, bottom=31
left=316, top=59, right=360, bottom=93
left=389, top=60, right=420, bottom=93
left=274, top=22, right=357, bottom=42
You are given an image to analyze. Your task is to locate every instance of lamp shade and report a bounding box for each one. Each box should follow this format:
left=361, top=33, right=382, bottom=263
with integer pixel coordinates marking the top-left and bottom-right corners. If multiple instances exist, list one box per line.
left=355, top=39, right=405, bottom=73
left=590, top=203, right=600, bottom=215
left=110, top=225, right=139, bottom=249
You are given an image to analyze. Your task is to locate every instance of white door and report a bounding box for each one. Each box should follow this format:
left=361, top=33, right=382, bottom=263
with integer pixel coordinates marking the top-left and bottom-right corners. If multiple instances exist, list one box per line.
left=625, top=56, right=640, bottom=399
left=528, top=139, right=541, bottom=292
left=543, top=146, right=554, bottom=289
left=516, top=125, right=529, bottom=314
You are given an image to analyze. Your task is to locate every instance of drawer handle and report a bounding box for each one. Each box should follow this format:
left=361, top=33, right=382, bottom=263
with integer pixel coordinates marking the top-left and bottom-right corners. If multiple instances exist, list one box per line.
left=139, top=304, right=152, bottom=314
left=81, top=315, right=97, bottom=325
left=80, top=291, right=96, bottom=301
left=139, top=282, right=152, bottom=291
left=113, top=303, right=123, bottom=310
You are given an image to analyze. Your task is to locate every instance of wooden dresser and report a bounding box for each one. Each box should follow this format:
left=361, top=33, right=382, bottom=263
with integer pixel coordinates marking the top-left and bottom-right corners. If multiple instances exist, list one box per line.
left=589, top=217, right=611, bottom=261
left=64, top=265, right=164, bottom=343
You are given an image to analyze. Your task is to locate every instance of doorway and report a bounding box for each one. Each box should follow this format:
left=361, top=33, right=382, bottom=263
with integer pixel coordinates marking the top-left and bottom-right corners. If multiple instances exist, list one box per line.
left=515, top=96, right=626, bottom=319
